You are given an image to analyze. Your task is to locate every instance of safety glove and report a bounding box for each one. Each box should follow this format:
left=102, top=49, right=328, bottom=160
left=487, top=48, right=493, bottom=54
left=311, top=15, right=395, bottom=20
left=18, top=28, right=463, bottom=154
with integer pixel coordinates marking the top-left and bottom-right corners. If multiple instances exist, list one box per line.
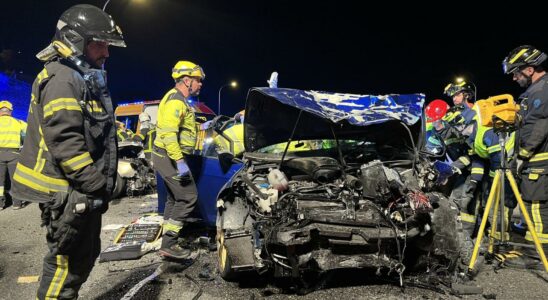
left=174, top=160, right=192, bottom=184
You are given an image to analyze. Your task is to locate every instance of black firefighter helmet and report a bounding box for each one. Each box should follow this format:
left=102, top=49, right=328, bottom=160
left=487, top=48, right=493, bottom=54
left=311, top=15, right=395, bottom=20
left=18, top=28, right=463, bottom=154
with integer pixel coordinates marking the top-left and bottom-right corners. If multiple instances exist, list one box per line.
left=41, top=4, right=126, bottom=63
left=502, top=45, right=547, bottom=74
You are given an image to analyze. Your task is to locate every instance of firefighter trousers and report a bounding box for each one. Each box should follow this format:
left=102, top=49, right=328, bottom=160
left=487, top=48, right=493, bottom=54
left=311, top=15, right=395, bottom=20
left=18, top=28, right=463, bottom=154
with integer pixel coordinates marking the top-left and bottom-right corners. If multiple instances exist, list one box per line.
left=523, top=200, right=548, bottom=257
left=152, top=148, right=198, bottom=225
left=36, top=209, right=101, bottom=300
left=519, top=173, right=548, bottom=257
left=0, top=149, right=19, bottom=208
left=482, top=176, right=515, bottom=241
left=450, top=174, right=477, bottom=236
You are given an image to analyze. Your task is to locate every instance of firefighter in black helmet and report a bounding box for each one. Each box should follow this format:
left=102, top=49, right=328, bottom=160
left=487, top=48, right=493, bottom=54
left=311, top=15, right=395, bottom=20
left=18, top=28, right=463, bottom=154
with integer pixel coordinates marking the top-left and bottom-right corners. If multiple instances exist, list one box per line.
left=10, top=4, right=125, bottom=299
left=503, top=45, right=548, bottom=268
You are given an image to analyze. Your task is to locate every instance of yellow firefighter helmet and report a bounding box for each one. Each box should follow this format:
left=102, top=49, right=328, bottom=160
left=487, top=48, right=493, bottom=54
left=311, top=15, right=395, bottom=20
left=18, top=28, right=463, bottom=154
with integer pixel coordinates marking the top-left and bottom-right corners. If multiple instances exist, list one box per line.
left=171, top=60, right=206, bottom=80
left=0, top=100, right=13, bottom=111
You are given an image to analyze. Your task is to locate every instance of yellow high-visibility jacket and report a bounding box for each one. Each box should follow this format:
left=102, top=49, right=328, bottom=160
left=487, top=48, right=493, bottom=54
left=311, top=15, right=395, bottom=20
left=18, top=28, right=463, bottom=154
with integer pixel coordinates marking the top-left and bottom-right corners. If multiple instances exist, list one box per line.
left=0, top=116, right=27, bottom=149
left=153, top=88, right=197, bottom=161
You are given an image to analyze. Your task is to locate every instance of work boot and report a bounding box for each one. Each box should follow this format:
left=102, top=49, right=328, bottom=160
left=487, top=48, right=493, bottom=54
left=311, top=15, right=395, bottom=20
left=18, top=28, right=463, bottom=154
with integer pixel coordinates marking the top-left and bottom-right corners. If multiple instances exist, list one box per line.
left=159, top=230, right=190, bottom=260
left=503, top=254, right=543, bottom=270
left=520, top=245, right=548, bottom=260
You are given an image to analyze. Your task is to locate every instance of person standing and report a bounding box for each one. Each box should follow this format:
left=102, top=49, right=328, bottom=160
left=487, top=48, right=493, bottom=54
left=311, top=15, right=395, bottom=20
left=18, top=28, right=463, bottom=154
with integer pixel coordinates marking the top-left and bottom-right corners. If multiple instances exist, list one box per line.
left=503, top=45, right=548, bottom=267
left=153, top=60, right=204, bottom=259
left=10, top=4, right=125, bottom=298
left=0, top=100, right=26, bottom=209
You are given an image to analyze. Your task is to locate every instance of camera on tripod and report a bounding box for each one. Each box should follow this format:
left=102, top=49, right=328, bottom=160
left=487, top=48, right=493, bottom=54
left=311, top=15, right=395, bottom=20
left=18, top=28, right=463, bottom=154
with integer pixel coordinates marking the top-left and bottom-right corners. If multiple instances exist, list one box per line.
left=475, top=94, right=519, bottom=131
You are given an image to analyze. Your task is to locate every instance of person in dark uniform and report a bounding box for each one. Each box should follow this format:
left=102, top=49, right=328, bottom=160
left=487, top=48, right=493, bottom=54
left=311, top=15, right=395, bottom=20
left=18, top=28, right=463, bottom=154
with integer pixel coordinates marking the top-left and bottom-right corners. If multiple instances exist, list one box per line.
left=11, top=4, right=125, bottom=298
left=434, top=82, right=479, bottom=236
left=503, top=45, right=548, bottom=268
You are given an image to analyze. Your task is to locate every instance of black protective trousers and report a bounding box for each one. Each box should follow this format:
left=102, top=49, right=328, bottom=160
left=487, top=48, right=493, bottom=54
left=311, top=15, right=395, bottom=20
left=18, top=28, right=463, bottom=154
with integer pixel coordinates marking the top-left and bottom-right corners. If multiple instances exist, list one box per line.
left=520, top=173, right=548, bottom=255
left=152, top=148, right=198, bottom=224
left=36, top=209, right=101, bottom=300
left=0, top=150, right=19, bottom=208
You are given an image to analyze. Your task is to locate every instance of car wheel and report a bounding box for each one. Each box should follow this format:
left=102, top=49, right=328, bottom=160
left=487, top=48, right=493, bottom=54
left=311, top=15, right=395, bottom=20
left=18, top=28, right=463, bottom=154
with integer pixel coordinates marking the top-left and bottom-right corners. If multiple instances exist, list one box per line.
left=217, top=231, right=238, bottom=281
left=112, top=173, right=127, bottom=199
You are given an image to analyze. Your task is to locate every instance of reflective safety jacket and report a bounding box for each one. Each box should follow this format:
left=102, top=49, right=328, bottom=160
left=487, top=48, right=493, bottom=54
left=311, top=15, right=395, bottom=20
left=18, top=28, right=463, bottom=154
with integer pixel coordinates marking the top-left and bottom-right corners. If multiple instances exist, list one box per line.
left=213, top=123, right=245, bottom=155
left=517, top=73, right=548, bottom=173
left=0, top=116, right=27, bottom=149
left=11, top=60, right=118, bottom=203
left=153, top=88, right=197, bottom=161
left=117, top=128, right=134, bottom=142
left=141, top=127, right=156, bottom=155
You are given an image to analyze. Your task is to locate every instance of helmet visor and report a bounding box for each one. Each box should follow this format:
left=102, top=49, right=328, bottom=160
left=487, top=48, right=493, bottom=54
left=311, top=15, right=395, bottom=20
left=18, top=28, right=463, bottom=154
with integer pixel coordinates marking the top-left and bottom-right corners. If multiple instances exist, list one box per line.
left=502, top=58, right=519, bottom=74
left=91, top=36, right=126, bottom=47
left=89, top=25, right=126, bottom=48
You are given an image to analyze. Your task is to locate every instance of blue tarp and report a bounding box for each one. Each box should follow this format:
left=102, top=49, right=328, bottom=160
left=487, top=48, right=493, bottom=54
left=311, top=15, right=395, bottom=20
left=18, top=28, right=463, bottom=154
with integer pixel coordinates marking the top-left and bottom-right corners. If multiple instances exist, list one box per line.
left=0, top=73, right=31, bottom=121
left=255, top=88, right=425, bottom=126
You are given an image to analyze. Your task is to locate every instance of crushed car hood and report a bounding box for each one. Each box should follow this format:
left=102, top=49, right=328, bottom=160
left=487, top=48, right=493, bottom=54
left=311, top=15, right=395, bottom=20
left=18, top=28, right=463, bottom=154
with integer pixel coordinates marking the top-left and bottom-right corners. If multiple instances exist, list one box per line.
left=244, top=88, right=425, bottom=152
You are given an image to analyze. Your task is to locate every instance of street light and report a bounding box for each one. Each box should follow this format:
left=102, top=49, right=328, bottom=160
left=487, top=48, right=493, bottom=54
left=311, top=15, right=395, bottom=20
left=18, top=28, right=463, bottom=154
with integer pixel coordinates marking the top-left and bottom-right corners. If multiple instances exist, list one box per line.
left=455, top=76, right=477, bottom=101
left=218, top=81, right=238, bottom=115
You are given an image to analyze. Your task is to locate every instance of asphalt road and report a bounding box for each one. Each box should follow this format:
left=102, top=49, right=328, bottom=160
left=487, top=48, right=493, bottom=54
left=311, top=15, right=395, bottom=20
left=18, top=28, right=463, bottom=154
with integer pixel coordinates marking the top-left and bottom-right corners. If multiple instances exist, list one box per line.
left=1, top=195, right=547, bottom=300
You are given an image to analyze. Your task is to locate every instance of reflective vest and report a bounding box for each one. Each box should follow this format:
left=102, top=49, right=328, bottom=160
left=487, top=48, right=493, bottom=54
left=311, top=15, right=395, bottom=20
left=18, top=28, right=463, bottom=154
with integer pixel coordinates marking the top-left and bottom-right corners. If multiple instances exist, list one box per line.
left=117, top=128, right=134, bottom=142
left=154, top=88, right=197, bottom=160
left=0, top=116, right=27, bottom=149
left=213, top=123, right=245, bottom=155
left=143, top=129, right=156, bottom=154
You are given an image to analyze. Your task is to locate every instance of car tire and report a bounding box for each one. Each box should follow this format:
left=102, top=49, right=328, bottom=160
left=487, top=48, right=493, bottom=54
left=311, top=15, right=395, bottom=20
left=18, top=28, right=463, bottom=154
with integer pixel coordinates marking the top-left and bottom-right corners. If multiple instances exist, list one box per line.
left=112, top=173, right=127, bottom=199
left=217, top=232, right=238, bottom=281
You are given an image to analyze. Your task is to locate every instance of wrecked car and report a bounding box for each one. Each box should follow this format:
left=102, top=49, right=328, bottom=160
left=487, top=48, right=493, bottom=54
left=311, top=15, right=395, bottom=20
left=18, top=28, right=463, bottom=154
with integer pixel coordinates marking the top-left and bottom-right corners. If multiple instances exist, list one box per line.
left=216, top=88, right=472, bottom=287
left=113, top=140, right=157, bottom=199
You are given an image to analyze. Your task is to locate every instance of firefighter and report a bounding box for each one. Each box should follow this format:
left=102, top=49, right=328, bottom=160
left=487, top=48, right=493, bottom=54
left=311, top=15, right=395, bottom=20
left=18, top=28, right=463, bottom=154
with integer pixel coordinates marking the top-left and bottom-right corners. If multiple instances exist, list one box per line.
left=424, top=99, right=449, bottom=155
left=10, top=5, right=124, bottom=299
left=432, top=82, right=479, bottom=236
left=0, top=100, right=27, bottom=209
left=435, top=81, right=477, bottom=162
left=503, top=45, right=548, bottom=267
left=153, top=60, right=204, bottom=260
left=138, top=112, right=156, bottom=160
left=213, top=115, right=245, bottom=156
left=116, top=120, right=135, bottom=142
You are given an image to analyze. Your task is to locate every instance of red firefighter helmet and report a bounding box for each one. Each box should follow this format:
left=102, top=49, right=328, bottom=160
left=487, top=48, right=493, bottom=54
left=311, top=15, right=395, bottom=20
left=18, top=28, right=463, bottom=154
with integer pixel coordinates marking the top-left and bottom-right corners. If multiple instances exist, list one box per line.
left=425, top=99, right=449, bottom=122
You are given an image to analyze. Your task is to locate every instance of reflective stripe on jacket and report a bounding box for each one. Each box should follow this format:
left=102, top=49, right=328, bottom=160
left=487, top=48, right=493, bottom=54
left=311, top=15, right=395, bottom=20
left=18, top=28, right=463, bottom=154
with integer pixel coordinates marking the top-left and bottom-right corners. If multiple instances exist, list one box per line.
left=11, top=60, right=117, bottom=202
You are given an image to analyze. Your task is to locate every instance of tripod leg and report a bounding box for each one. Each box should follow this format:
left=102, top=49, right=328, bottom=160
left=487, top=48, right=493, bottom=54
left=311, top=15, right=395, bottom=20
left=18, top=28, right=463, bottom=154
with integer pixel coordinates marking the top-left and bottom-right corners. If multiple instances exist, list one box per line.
left=506, top=170, right=548, bottom=272
left=488, top=183, right=501, bottom=254
left=469, top=171, right=501, bottom=272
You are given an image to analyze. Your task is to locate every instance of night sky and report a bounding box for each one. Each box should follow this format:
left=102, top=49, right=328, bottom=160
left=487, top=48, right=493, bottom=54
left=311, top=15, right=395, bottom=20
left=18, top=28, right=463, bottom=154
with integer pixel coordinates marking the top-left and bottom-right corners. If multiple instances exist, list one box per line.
left=2, top=0, right=547, bottom=116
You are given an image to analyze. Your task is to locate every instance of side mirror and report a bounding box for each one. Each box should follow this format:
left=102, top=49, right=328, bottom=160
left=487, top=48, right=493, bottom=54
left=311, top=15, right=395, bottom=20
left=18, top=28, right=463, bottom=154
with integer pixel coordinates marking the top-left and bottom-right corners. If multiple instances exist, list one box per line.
left=218, top=151, right=235, bottom=173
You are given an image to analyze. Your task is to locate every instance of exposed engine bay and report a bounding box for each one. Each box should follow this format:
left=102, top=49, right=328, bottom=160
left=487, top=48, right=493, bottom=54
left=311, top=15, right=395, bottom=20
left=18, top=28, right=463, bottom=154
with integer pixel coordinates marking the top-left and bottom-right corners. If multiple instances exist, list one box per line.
left=217, top=149, right=470, bottom=288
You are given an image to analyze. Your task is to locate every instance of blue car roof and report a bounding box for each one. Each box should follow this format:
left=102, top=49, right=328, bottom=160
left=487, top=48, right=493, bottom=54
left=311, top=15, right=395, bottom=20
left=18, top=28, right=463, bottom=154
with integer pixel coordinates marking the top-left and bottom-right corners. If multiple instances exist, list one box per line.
left=244, top=88, right=425, bottom=152
left=253, top=88, right=425, bottom=126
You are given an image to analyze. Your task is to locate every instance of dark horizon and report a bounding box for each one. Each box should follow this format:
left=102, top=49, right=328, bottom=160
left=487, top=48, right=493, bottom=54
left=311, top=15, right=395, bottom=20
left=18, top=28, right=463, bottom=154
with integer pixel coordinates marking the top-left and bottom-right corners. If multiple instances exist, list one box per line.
left=2, top=0, right=546, bottom=116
